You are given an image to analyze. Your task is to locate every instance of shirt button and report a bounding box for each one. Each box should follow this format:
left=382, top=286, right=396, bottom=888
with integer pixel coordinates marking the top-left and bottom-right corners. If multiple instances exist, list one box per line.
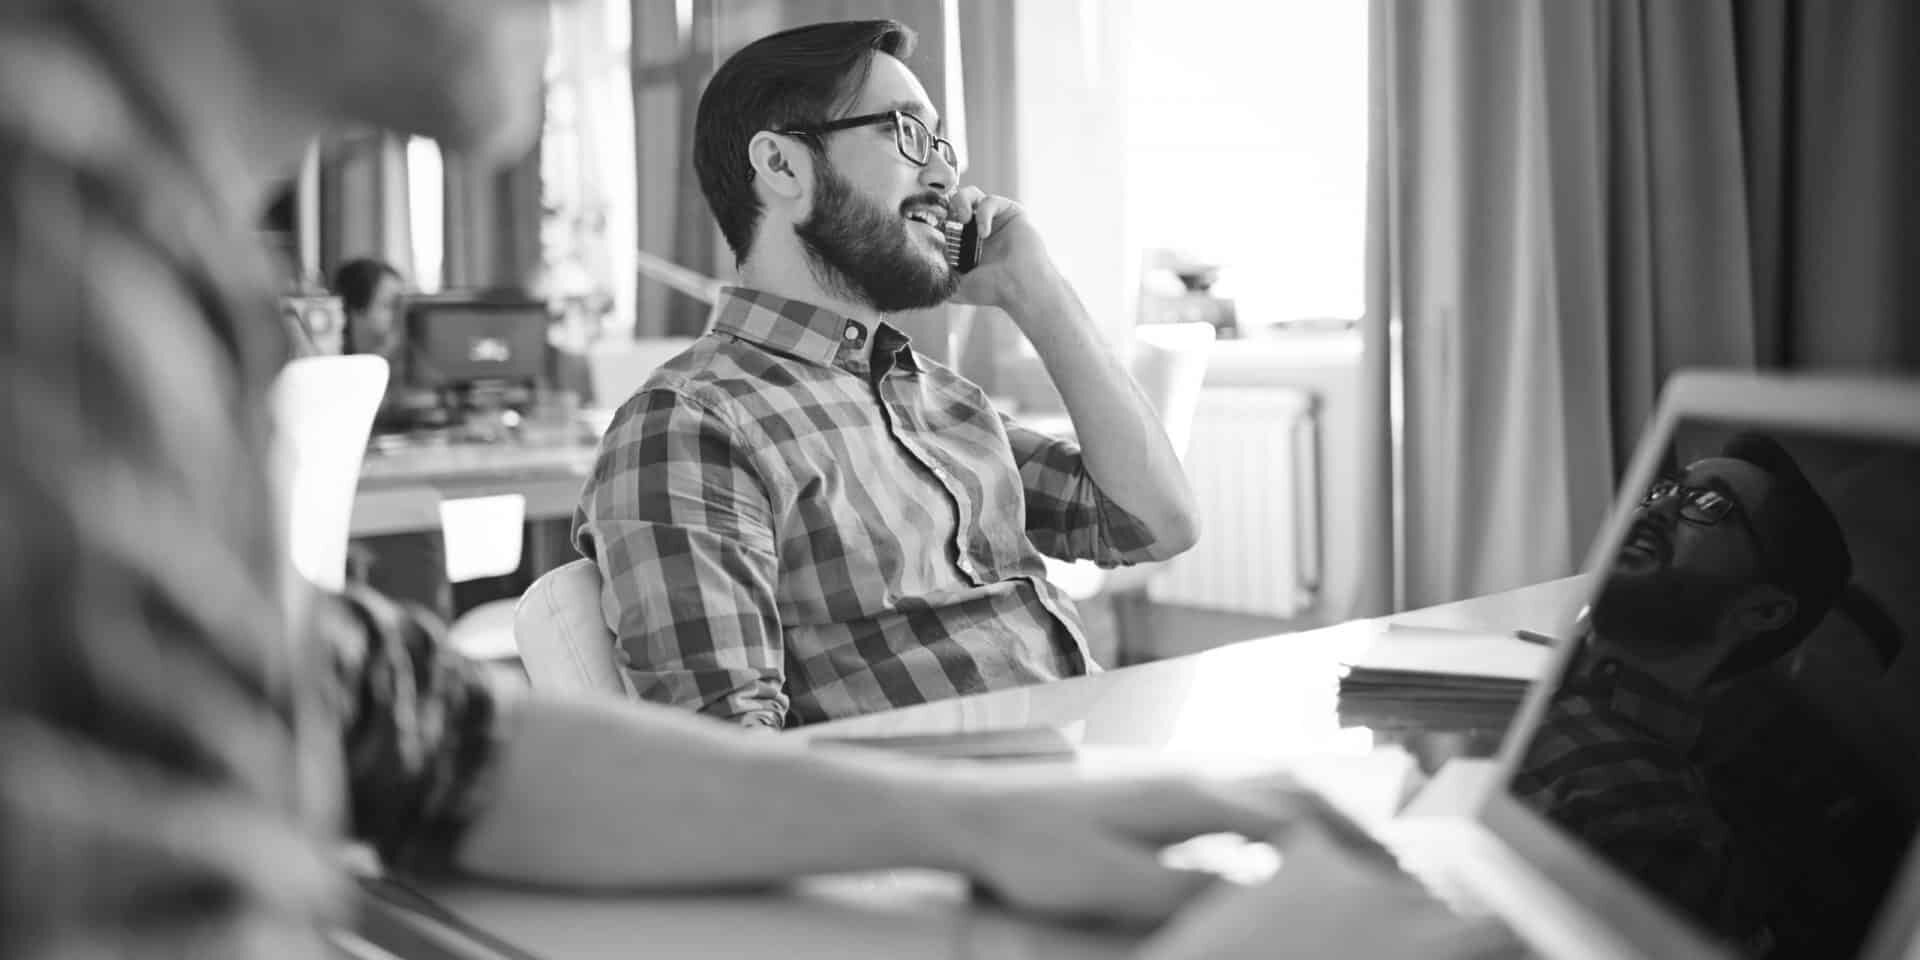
left=843, top=322, right=865, bottom=342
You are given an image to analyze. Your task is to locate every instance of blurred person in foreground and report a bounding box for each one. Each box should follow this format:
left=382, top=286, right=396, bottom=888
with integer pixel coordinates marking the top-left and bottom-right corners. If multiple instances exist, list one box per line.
left=0, top=0, right=1307, bottom=955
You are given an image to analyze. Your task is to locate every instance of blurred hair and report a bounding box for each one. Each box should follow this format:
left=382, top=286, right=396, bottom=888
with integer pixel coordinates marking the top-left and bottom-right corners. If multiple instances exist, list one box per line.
left=332, top=257, right=401, bottom=315
left=1713, top=432, right=1853, bottom=678
left=693, top=19, right=915, bottom=263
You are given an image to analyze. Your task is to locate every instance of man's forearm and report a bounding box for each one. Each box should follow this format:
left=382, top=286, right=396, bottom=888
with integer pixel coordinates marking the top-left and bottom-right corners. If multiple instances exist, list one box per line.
left=453, top=696, right=979, bottom=888
left=1008, top=275, right=1198, bottom=557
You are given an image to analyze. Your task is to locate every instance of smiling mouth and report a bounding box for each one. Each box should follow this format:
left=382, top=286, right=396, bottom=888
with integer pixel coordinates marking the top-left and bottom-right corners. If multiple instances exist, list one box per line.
left=1619, top=521, right=1671, bottom=564
left=902, top=202, right=949, bottom=229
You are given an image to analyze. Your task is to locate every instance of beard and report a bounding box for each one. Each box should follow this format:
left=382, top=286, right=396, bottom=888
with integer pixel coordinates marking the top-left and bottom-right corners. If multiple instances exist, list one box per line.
left=794, top=162, right=958, bottom=313
left=1589, top=569, right=1750, bottom=662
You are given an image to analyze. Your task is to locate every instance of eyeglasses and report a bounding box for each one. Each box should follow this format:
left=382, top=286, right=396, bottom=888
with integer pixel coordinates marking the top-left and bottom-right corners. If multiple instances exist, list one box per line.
left=1642, top=477, right=1786, bottom=578
left=1641, top=478, right=1741, bottom=526
left=776, top=110, right=958, bottom=169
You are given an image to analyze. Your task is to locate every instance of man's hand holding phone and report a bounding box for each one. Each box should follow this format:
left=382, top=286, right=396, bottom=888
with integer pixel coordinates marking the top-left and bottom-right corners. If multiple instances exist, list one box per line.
left=942, top=186, right=1068, bottom=321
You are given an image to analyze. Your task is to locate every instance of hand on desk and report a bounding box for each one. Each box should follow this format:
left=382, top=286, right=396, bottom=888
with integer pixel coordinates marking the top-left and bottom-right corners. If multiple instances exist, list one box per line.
left=950, top=773, right=1320, bottom=926
left=1139, top=817, right=1525, bottom=960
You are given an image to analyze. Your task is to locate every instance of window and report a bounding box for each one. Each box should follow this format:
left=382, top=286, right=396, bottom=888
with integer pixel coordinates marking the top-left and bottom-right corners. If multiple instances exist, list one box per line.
left=541, top=0, right=638, bottom=341
left=405, top=137, right=444, bottom=294
left=1126, top=0, right=1366, bottom=327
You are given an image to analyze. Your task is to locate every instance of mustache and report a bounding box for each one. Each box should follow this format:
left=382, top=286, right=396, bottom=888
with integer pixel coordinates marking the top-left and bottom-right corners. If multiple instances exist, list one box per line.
left=899, top=191, right=951, bottom=219
left=1623, top=517, right=1672, bottom=562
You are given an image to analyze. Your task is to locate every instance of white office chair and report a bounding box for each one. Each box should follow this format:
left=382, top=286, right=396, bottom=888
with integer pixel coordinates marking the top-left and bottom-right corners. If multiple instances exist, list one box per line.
left=514, top=558, right=632, bottom=697
left=1044, top=321, right=1216, bottom=665
left=270, top=354, right=389, bottom=592
left=584, top=336, right=697, bottom=410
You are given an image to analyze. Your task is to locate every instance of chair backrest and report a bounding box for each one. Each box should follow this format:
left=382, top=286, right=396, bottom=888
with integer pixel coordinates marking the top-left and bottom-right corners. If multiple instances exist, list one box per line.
left=270, top=354, right=389, bottom=592
left=515, top=558, right=631, bottom=697
left=1130, top=321, right=1217, bottom=458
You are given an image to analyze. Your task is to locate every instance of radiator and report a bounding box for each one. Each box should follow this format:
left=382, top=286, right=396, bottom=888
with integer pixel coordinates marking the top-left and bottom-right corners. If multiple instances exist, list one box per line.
left=1153, top=387, right=1322, bottom=618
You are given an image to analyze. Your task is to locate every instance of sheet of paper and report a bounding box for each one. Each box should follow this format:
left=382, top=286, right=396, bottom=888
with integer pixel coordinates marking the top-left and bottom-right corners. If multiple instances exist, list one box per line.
left=1341, top=625, right=1552, bottom=682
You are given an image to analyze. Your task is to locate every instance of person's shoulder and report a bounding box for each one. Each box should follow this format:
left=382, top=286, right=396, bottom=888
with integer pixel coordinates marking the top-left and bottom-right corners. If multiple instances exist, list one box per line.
left=650, top=333, right=852, bottom=409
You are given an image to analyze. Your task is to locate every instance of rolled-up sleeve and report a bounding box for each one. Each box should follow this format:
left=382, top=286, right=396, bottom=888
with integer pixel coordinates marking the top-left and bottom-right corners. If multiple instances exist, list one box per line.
left=574, top=386, right=788, bottom=729
left=322, top=585, right=506, bottom=875
left=1001, top=414, right=1158, bottom=567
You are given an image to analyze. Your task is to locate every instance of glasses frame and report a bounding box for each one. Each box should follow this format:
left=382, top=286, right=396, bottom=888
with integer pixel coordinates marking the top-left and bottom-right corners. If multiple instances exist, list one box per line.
left=1640, top=478, right=1784, bottom=580
left=1642, top=479, right=1739, bottom=526
left=776, top=110, right=958, bottom=169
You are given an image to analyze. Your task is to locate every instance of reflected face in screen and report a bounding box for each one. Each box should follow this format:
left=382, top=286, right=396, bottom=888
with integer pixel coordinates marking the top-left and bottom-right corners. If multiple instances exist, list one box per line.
left=1514, top=422, right=1920, bottom=958
left=1591, top=458, right=1781, bottom=659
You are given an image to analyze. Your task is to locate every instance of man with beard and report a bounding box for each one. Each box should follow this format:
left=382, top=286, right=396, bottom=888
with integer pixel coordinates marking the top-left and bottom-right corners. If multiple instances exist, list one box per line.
left=1513, top=433, right=1852, bottom=950
left=0, top=1, right=1322, bottom=954
left=573, top=20, right=1199, bottom=728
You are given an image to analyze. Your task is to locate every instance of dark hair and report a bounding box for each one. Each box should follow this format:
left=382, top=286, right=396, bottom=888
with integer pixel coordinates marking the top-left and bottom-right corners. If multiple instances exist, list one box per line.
left=333, top=258, right=402, bottom=314
left=693, top=20, right=916, bottom=263
left=1713, top=432, right=1853, bottom=677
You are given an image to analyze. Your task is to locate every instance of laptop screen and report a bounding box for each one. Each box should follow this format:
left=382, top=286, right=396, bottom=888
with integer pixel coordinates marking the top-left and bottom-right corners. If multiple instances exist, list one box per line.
left=1506, top=416, right=1920, bottom=958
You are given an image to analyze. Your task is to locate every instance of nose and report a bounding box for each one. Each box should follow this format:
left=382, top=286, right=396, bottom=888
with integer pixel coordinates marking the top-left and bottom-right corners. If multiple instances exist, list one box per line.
left=920, top=146, right=957, bottom=194
left=1642, top=492, right=1684, bottom=525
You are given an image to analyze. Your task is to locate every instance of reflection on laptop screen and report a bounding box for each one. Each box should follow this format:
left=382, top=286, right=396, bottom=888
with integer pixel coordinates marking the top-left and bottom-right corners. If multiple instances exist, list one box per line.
left=1508, top=418, right=1920, bottom=958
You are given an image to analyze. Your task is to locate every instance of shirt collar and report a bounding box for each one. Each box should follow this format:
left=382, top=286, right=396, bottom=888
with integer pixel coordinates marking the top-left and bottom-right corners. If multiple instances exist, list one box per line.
left=709, top=286, right=922, bottom=374
left=1564, top=648, right=1706, bottom=750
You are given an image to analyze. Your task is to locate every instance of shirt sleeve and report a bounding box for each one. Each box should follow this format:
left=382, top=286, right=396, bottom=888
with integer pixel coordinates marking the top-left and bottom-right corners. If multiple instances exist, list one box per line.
left=573, top=386, right=788, bottom=728
left=1000, top=412, right=1159, bottom=566
left=319, top=584, right=508, bottom=875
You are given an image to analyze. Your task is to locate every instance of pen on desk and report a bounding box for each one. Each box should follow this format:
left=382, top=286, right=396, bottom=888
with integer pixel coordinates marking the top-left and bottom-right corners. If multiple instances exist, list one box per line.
left=1512, top=629, right=1557, bottom=647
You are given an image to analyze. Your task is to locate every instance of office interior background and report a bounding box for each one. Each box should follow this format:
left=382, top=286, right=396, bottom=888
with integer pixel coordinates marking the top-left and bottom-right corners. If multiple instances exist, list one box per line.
left=274, top=0, right=1920, bottom=671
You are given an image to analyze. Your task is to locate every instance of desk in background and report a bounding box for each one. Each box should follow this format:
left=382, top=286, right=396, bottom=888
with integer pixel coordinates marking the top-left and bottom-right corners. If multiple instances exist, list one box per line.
left=415, top=576, right=1588, bottom=959
left=351, top=441, right=600, bottom=538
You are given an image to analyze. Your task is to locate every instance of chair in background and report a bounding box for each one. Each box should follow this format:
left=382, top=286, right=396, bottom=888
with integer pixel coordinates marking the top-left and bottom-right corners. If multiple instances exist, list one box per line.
left=440, top=493, right=531, bottom=664
left=1044, top=321, right=1216, bottom=666
left=514, top=558, right=631, bottom=697
left=271, top=354, right=389, bottom=592
left=584, top=337, right=698, bottom=410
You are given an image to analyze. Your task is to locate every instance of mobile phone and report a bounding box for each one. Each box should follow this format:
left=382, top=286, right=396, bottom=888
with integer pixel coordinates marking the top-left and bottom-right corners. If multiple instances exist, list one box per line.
left=941, top=217, right=982, bottom=272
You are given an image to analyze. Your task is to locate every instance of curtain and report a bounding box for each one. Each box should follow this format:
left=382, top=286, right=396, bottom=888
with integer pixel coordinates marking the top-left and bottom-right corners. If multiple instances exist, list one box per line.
left=947, top=0, right=1020, bottom=393
left=317, top=132, right=413, bottom=285
left=1364, top=0, right=1920, bottom=612
left=442, top=144, right=544, bottom=291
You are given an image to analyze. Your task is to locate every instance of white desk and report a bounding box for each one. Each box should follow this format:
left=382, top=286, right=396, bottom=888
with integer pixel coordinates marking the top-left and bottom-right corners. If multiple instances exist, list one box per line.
left=420, top=577, right=1589, bottom=958
left=351, top=441, right=599, bottom=537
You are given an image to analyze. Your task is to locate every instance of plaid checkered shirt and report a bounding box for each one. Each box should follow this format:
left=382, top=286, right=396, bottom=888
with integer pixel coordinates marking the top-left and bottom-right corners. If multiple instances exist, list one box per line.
left=1, top=11, right=504, bottom=957
left=1512, top=648, right=1772, bottom=941
left=573, top=287, right=1163, bottom=728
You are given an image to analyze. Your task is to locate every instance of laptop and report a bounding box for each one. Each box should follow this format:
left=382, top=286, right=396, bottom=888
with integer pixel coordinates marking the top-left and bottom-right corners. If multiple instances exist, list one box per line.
left=1147, top=371, right=1920, bottom=959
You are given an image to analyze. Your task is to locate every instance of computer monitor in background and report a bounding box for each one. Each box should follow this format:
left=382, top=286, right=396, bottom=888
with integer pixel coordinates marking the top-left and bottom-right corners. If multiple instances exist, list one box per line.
left=403, top=293, right=550, bottom=414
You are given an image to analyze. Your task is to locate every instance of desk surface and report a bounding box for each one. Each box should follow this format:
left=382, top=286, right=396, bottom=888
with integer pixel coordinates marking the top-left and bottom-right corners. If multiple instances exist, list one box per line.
left=421, top=576, right=1589, bottom=959
left=353, top=441, right=599, bottom=537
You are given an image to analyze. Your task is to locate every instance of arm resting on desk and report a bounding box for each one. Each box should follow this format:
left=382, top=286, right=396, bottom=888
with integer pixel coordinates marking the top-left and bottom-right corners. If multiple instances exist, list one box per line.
left=451, top=694, right=1314, bottom=924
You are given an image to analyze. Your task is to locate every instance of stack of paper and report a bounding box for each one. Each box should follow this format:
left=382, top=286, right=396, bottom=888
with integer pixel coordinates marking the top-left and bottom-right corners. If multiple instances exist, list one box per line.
left=1337, top=625, right=1554, bottom=732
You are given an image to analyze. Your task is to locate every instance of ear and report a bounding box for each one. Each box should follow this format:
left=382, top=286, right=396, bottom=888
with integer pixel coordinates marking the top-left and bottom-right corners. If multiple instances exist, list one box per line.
left=1733, top=584, right=1798, bottom=633
left=747, top=132, right=811, bottom=202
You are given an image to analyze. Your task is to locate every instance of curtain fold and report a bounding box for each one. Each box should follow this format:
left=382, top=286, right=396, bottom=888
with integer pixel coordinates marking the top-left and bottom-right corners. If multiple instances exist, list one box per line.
left=442, top=144, right=544, bottom=291
left=317, top=132, right=412, bottom=284
left=1367, top=0, right=1919, bottom=611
